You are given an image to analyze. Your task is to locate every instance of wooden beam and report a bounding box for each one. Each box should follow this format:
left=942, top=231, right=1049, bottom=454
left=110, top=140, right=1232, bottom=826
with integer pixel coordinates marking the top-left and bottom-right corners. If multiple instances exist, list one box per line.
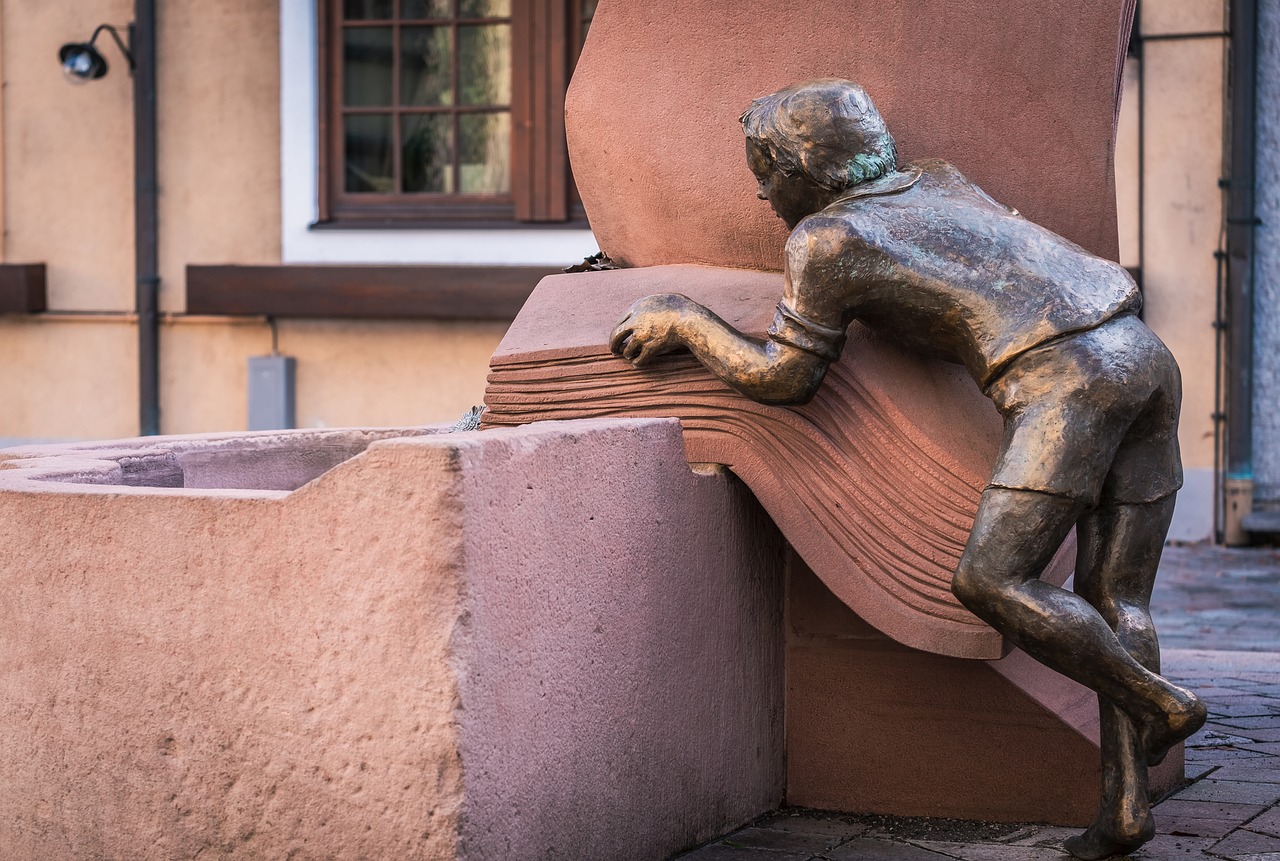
left=0, top=264, right=47, bottom=314
left=185, top=265, right=556, bottom=320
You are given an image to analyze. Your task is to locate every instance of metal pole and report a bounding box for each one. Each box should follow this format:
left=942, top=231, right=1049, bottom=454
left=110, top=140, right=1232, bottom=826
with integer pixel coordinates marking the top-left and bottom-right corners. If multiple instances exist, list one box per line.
left=1224, top=0, right=1259, bottom=543
left=133, top=0, right=159, bottom=436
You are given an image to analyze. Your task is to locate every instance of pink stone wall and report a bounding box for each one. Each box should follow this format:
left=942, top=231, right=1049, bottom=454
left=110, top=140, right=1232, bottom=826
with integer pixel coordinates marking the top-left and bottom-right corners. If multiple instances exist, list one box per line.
left=451, top=421, right=785, bottom=859
left=0, top=419, right=784, bottom=860
left=568, top=0, right=1135, bottom=270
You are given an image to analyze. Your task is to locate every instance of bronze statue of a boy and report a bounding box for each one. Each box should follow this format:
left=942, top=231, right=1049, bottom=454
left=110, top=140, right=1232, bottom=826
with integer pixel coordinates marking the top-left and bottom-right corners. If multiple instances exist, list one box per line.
left=610, top=79, right=1206, bottom=859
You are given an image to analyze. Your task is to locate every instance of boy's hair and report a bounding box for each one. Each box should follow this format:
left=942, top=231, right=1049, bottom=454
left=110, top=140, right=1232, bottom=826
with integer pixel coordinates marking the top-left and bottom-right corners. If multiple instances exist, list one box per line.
left=741, top=79, right=898, bottom=190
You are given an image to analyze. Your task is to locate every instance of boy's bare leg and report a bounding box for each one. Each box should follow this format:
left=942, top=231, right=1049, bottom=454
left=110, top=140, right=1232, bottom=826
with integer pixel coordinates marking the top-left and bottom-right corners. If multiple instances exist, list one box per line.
left=1064, top=497, right=1177, bottom=859
left=951, top=489, right=1205, bottom=768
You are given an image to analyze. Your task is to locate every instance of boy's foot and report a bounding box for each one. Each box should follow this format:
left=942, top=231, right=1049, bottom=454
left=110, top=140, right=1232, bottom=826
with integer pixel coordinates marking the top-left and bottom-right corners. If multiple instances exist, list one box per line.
left=1064, top=807, right=1155, bottom=860
left=1064, top=825, right=1151, bottom=860
left=1138, top=688, right=1207, bottom=766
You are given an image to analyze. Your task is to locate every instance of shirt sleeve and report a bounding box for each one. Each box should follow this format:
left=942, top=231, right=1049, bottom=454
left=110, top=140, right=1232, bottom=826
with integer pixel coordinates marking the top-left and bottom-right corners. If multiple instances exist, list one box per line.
left=767, top=298, right=847, bottom=363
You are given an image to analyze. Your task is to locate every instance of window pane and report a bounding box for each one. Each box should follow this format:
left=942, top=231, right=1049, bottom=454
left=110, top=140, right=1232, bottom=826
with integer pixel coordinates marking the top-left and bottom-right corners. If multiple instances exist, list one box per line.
left=344, top=0, right=392, bottom=19
left=343, top=27, right=393, bottom=106
left=460, top=0, right=511, bottom=17
left=402, top=0, right=452, bottom=18
left=344, top=114, right=395, bottom=192
left=581, top=0, right=598, bottom=16
left=401, top=27, right=453, bottom=106
left=459, top=112, right=510, bottom=193
left=403, top=114, right=455, bottom=193
left=458, top=24, right=511, bottom=106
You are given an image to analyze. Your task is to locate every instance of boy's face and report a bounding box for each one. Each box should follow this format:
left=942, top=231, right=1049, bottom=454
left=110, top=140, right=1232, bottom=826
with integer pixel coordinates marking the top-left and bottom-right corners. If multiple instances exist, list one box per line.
left=746, top=139, right=824, bottom=229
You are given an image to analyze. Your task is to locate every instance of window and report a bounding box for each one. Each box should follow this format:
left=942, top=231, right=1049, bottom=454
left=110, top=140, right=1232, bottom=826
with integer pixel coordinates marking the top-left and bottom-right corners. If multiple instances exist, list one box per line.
left=320, top=0, right=596, bottom=225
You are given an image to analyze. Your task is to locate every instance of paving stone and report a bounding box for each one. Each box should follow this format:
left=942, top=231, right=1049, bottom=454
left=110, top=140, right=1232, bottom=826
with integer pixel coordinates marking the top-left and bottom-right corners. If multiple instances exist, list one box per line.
left=1186, top=747, right=1268, bottom=763
left=1213, top=829, right=1280, bottom=858
left=1219, top=717, right=1280, bottom=731
left=1241, top=744, right=1280, bottom=756
left=1130, top=833, right=1219, bottom=859
left=718, top=827, right=837, bottom=853
left=1247, top=807, right=1280, bottom=839
left=1211, top=766, right=1280, bottom=784
left=1160, top=815, right=1252, bottom=838
left=1001, top=825, right=1081, bottom=847
left=1154, top=799, right=1267, bottom=822
left=1228, top=729, right=1280, bottom=744
left=1230, top=854, right=1280, bottom=861
left=1197, top=729, right=1266, bottom=745
left=907, top=840, right=1074, bottom=861
left=1186, top=762, right=1219, bottom=780
left=754, top=810, right=868, bottom=841
left=1174, top=781, right=1280, bottom=806
left=1209, top=695, right=1280, bottom=706
left=1196, top=687, right=1262, bottom=698
left=673, top=843, right=814, bottom=861
left=1211, top=704, right=1280, bottom=719
left=824, top=837, right=959, bottom=861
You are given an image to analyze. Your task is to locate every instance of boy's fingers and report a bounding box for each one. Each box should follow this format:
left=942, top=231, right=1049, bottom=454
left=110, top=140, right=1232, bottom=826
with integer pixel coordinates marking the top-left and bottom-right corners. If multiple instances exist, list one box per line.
left=608, top=324, right=631, bottom=354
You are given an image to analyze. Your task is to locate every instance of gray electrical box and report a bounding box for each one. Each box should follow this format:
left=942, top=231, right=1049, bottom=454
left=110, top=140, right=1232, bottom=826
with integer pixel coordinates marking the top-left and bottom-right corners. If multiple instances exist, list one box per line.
left=247, top=355, right=296, bottom=431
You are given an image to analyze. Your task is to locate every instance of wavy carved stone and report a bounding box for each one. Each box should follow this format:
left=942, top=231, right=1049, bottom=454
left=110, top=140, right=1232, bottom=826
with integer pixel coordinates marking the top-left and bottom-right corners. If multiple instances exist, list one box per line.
left=483, top=265, right=1077, bottom=660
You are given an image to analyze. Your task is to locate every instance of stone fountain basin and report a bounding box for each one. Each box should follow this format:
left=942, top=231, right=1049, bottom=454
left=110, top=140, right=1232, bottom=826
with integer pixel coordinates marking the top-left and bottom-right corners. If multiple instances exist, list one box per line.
left=0, top=418, right=784, bottom=861
left=0, top=426, right=440, bottom=494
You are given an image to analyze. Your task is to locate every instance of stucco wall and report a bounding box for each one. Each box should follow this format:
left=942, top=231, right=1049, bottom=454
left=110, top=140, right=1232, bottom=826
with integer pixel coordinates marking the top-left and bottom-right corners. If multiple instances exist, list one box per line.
left=4, top=0, right=136, bottom=312
left=1255, top=0, right=1280, bottom=508
left=1114, top=1, right=1227, bottom=539
left=157, top=2, right=281, bottom=314
left=0, top=1, right=507, bottom=441
left=0, top=0, right=1246, bottom=521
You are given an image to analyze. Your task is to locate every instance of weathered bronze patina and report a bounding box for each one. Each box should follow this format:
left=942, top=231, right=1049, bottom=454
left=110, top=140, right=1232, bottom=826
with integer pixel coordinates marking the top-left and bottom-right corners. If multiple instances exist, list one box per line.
left=610, top=80, right=1206, bottom=859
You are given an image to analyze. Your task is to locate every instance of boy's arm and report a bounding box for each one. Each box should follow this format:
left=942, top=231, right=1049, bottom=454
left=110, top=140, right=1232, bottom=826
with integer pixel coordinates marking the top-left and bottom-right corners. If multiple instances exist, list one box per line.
left=609, top=219, right=854, bottom=405
left=609, top=292, right=830, bottom=406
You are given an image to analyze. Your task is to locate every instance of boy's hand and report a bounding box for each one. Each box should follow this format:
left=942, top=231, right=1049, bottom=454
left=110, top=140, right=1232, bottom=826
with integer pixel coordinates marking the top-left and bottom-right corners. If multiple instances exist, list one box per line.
left=609, top=293, right=702, bottom=366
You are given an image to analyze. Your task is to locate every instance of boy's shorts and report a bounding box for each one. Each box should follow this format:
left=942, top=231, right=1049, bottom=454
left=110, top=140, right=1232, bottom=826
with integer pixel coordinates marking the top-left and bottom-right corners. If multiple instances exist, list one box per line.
left=984, top=313, right=1183, bottom=506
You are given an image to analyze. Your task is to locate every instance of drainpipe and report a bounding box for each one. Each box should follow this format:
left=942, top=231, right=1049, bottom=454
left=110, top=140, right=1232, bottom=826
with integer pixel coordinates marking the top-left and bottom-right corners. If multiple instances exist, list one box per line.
left=134, top=0, right=159, bottom=436
left=1224, top=0, right=1259, bottom=544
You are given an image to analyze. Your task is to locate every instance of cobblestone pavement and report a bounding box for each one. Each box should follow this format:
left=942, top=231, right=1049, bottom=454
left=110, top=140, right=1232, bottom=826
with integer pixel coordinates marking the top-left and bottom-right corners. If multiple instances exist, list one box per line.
left=1150, top=544, right=1280, bottom=653
left=675, top=543, right=1280, bottom=861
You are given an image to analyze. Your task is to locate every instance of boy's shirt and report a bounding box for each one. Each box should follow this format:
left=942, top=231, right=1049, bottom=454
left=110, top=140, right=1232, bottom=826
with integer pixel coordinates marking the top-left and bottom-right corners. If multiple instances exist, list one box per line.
left=770, top=160, right=1141, bottom=388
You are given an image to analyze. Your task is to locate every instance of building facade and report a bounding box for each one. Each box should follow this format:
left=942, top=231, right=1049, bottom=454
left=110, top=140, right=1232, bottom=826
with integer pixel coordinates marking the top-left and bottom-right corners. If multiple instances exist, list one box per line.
left=0, top=0, right=1270, bottom=543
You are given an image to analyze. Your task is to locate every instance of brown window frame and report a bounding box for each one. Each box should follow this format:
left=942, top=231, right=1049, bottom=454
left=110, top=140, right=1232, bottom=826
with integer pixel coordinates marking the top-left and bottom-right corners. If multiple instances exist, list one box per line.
left=318, top=0, right=590, bottom=227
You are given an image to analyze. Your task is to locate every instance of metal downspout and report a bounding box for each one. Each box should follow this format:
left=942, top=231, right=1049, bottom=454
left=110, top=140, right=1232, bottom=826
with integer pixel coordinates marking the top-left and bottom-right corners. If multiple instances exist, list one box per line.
left=1224, top=0, right=1259, bottom=543
left=134, top=0, right=159, bottom=436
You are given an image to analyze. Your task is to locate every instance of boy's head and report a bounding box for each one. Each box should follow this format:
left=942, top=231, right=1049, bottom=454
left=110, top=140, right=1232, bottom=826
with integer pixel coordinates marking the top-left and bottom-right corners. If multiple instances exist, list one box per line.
left=741, top=80, right=898, bottom=193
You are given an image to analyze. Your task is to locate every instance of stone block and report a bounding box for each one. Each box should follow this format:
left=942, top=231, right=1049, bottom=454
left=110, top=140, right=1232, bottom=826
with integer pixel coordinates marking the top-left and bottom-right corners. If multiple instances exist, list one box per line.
left=785, top=555, right=1185, bottom=825
left=0, top=419, right=785, bottom=861
left=568, top=0, right=1133, bottom=271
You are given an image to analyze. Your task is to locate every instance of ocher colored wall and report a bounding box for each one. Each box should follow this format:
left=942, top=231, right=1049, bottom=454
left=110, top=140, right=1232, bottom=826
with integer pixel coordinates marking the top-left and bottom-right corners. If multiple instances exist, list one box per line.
left=157, top=2, right=281, bottom=314
left=1108, top=1, right=1225, bottom=538
left=0, top=0, right=1238, bottom=500
left=159, top=319, right=507, bottom=436
left=0, top=1, right=506, bottom=442
left=0, top=317, right=138, bottom=441
left=1138, top=9, right=1224, bottom=475
left=5, top=0, right=135, bottom=312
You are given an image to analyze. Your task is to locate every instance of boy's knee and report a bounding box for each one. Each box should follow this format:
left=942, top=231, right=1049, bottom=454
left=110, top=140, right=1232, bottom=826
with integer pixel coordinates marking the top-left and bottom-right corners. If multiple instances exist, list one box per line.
left=951, top=561, right=996, bottom=618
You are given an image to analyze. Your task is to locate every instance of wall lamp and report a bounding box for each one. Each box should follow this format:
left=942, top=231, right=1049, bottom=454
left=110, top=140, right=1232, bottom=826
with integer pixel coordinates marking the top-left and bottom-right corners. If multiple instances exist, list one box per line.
left=57, top=3, right=159, bottom=437
left=59, top=24, right=135, bottom=83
